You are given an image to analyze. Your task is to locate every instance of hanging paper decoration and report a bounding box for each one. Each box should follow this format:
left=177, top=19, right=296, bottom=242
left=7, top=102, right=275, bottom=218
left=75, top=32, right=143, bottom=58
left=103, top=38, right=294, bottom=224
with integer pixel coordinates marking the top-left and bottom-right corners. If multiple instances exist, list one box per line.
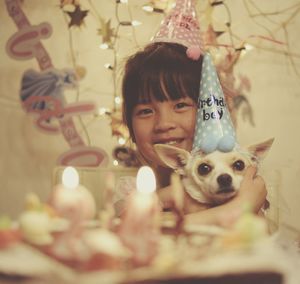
left=64, top=4, right=89, bottom=28
left=5, top=21, right=53, bottom=63
left=5, top=0, right=108, bottom=167
left=20, top=68, right=79, bottom=112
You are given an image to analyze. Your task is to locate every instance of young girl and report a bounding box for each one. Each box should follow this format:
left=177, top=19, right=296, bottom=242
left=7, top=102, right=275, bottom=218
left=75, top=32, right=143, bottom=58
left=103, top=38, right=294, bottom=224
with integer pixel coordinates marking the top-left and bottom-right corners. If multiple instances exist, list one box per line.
left=120, top=42, right=267, bottom=225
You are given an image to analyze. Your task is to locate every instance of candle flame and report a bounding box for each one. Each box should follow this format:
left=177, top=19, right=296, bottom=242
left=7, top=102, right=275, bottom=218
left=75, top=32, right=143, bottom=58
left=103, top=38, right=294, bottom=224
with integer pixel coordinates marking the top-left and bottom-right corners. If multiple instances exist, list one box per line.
left=136, top=166, right=156, bottom=194
left=62, top=166, right=79, bottom=189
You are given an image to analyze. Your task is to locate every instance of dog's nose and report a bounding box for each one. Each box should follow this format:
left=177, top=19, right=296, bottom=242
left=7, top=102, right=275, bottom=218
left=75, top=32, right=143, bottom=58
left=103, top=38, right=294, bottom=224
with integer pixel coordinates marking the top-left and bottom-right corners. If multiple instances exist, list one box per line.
left=217, top=174, right=232, bottom=187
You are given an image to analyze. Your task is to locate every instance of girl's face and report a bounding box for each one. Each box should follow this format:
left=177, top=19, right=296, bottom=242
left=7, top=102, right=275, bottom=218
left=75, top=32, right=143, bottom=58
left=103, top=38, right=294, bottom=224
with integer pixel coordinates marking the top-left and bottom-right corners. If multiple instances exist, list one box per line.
left=132, top=96, right=197, bottom=167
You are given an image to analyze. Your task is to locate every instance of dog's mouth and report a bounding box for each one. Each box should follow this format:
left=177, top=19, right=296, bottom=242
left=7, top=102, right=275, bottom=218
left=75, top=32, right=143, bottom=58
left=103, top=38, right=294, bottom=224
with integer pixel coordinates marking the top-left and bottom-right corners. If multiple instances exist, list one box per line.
left=207, top=187, right=237, bottom=204
left=217, top=186, right=235, bottom=194
left=215, top=187, right=237, bottom=199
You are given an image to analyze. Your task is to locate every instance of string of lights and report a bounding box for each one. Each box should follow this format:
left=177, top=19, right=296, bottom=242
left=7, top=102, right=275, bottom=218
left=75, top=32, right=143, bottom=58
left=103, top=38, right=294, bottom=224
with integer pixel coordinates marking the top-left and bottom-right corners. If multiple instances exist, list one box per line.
left=59, top=0, right=300, bottom=164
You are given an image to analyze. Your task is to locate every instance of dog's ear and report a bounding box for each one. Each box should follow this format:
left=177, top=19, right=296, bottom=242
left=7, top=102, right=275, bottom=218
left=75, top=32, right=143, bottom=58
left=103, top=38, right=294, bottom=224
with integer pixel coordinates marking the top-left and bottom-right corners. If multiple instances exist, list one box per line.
left=247, top=138, right=275, bottom=161
left=154, top=144, right=190, bottom=174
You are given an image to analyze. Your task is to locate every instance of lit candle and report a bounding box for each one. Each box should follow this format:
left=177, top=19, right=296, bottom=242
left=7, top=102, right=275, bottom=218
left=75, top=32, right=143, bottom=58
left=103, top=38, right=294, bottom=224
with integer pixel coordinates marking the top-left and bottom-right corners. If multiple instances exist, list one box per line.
left=118, top=166, right=161, bottom=267
left=48, top=167, right=96, bottom=261
left=50, top=166, right=96, bottom=227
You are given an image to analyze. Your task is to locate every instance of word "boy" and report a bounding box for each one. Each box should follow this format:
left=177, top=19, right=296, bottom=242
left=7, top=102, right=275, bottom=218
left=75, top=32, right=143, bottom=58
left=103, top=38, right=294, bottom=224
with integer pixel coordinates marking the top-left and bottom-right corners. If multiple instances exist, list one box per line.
left=199, top=94, right=225, bottom=121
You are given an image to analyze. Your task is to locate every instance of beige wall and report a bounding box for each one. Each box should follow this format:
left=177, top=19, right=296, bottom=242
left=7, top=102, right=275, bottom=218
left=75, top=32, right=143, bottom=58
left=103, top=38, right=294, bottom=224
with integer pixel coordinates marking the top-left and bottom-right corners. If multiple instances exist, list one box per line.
left=237, top=48, right=300, bottom=233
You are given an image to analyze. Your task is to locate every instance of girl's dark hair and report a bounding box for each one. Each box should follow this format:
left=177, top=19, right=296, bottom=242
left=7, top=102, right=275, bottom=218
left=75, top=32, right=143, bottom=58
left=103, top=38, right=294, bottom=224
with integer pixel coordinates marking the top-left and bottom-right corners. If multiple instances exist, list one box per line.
left=122, top=42, right=203, bottom=140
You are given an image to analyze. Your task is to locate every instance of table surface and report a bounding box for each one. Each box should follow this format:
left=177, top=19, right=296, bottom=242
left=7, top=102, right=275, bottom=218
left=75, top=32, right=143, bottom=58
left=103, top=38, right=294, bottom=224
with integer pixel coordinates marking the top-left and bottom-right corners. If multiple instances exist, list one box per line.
left=0, top=233, right=299, bottom=284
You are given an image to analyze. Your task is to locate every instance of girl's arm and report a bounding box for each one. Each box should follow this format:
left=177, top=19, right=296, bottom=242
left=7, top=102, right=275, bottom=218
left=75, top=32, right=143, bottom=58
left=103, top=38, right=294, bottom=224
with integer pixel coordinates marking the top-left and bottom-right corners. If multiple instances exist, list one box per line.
left=158, top=166, right=267, bottom=226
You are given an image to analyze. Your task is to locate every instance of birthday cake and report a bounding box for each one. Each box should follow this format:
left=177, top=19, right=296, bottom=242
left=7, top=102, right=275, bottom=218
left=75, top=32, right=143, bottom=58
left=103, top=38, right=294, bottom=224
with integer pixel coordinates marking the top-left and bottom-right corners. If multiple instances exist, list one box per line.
left=0, top=168, right=296, bottom=284
left=0, top=192, right=296, bottom=284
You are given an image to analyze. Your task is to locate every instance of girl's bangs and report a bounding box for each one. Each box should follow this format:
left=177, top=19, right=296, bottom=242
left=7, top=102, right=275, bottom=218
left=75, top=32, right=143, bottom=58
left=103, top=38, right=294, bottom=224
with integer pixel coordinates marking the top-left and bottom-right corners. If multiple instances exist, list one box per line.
left=137, top=69, right=189, bottom=104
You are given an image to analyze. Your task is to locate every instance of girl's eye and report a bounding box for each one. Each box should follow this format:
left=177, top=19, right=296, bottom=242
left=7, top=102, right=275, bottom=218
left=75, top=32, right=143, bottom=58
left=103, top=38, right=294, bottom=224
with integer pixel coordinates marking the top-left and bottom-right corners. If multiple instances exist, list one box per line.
left=174, top=98, right=196, bottom=111
left=135, top=108, right=153, bottom=117
left=175, top=102, right=188, bottom=109
left=176, top=102, right=187, bottom=108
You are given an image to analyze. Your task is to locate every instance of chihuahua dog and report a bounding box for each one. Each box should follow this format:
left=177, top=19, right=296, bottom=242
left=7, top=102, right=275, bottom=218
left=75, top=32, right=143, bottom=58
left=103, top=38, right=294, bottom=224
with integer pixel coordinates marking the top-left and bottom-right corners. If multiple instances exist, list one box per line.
left=154, top=138, right=274, bottom=209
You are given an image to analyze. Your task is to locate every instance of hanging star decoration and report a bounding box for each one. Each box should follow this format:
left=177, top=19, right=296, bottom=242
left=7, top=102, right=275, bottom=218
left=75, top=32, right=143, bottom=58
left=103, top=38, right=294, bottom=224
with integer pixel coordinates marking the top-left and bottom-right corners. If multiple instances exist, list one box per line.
left=97, top=18, right=115, bottom=46
left=204, top=24, right=225, bottom=48
left=110, top=110, right=130, bottom=139
left=65, top=4, right=89, bottom=28
left=215, top=50, right=254, bottom=126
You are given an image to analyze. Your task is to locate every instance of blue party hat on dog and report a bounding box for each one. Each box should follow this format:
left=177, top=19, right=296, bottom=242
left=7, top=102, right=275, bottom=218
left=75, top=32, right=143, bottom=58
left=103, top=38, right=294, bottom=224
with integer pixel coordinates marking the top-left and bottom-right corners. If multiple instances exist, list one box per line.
left=192, top=53, right=237, bottom=154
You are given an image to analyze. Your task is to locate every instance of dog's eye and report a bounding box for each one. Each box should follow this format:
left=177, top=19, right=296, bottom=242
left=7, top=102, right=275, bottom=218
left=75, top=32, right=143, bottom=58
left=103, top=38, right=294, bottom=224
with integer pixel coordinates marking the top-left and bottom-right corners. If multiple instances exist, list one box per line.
left=197, top=163, right=212, bottom=175
left=232, top=160, right=245, bottom=171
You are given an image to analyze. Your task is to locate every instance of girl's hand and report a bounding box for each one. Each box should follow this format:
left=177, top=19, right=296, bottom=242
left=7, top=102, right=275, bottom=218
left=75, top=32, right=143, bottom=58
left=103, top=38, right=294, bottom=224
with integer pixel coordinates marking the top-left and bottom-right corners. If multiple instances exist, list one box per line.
left=184, top=165, right=268, bottom=226
left=157, top=185, right=210, bottom=214
left=183, top=190, right=211, bottom=214
left=217, top=166, right=267, bottom=227
left=238, top=165, right=267, bottom=213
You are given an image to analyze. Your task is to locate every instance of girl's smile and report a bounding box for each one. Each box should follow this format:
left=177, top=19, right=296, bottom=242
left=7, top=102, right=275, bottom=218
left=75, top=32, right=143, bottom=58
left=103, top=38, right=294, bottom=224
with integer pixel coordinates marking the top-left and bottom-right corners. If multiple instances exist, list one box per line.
left=132, top=96, right=197, bottom=167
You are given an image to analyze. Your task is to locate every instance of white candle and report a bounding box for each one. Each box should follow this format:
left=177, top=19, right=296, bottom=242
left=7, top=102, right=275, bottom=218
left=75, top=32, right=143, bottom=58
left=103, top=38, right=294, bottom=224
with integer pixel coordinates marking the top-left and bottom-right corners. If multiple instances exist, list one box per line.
left=134, top=166, right=157, bottom=210
left=46, top=167, right=96, bottom=261
left=118, top=166, right=161, bottom=267
left=50, top=166, right=96, bottom=223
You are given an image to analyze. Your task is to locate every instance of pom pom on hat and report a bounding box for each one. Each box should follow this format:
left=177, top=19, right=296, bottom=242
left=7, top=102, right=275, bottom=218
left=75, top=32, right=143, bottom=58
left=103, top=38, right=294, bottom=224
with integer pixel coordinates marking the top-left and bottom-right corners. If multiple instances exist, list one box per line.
left=192, top=53, right=238, bottom=154
left=186, top=46, right=202, bottom=60
left=152, top=0, right=204, bottom=60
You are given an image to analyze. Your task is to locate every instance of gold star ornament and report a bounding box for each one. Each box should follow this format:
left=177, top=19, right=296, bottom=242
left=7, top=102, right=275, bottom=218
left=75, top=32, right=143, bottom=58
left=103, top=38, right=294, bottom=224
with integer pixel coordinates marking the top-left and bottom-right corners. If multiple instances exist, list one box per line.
left=65, top=4, right=89, bottom=28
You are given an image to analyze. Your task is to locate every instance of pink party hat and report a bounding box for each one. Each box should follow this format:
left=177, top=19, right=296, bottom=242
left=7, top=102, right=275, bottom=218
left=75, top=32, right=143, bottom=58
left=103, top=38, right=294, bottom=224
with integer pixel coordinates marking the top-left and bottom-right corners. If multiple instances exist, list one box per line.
left=152, top=0, right=204, bottom=60
left=192, top=53, right=237, bottom=154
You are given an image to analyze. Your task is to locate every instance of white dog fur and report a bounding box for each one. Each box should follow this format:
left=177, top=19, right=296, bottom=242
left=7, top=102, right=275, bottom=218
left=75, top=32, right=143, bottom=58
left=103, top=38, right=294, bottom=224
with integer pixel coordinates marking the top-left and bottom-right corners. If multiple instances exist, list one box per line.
left=154, top=138, right=274, bottom=206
